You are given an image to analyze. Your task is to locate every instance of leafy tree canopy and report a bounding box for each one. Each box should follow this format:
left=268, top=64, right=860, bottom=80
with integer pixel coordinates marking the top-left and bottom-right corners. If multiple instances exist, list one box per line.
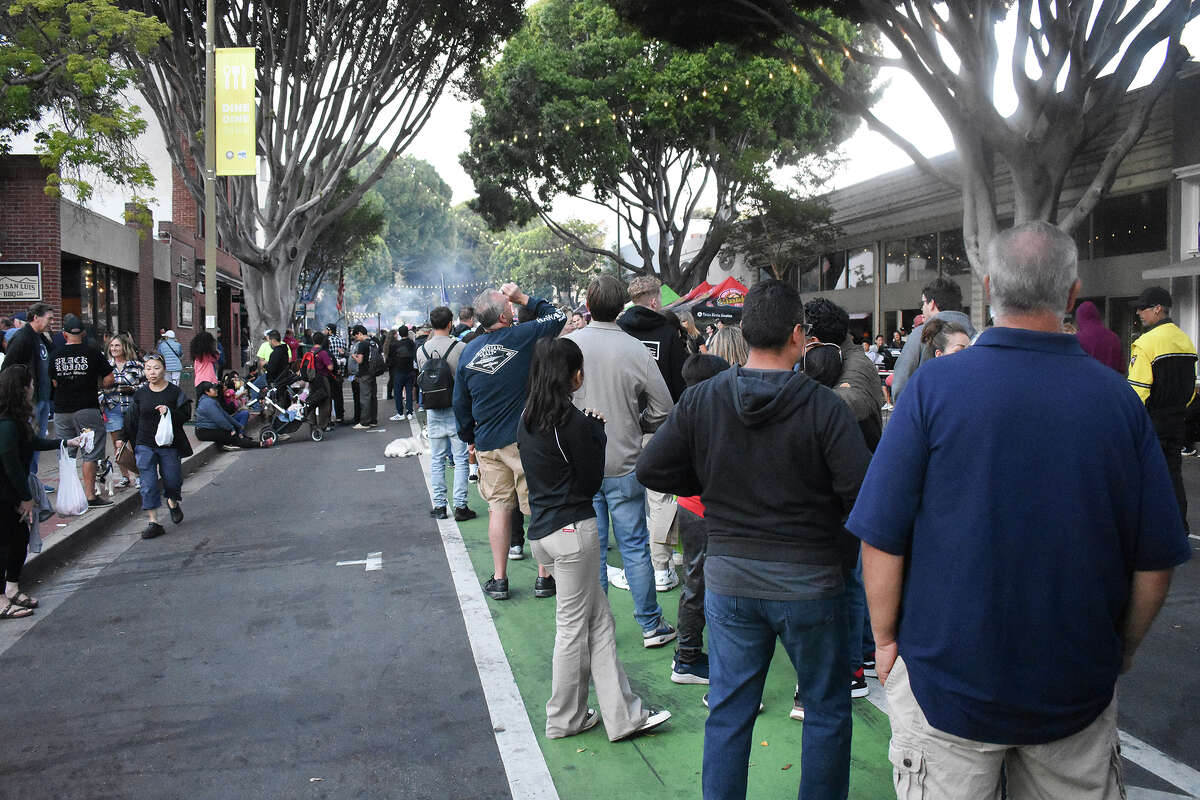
left=0, top=0, right=167, bottom=202
left=488, top=220, right=607, bottom=306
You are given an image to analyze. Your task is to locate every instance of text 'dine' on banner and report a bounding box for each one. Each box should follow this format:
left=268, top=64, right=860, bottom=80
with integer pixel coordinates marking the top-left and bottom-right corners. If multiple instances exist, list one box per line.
left=215, top=47, right=256, bottom=176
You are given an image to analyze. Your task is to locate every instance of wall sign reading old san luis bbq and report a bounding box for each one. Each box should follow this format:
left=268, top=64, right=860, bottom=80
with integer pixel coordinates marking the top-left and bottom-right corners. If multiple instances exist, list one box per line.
left=0, top=262, right=42, bottom=301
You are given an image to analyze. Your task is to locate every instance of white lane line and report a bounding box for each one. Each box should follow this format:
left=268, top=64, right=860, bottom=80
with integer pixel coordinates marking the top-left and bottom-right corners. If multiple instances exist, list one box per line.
left=1126, top=787, right=1189, bottom=799
left=1187, top=534, right=1200, bottom=542
left=863, top=676, right=1200, bottom=797
left=357, top=465, right=385, bottom=472
left=410, top=419, right=559, bottom=800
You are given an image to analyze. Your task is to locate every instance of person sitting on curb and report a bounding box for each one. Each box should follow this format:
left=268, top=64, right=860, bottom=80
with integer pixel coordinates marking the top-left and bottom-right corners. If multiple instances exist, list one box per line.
left=194, top=382, right=270, bottom=450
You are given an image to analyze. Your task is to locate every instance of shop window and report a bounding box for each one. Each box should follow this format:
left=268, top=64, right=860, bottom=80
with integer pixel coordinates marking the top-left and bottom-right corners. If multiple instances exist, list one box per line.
left=819, top=251, right=846, bottom=291
left=939, top=229, right=971, bottom=276
left=798, top=259, right=820, bottom=293
left=846, top=245, right=874, bottom=288
left=908, top=233, right=938, bottom=284
left=884, top=240, right=907, bottom=284
left=1091, top=187, right=1167, bottom=258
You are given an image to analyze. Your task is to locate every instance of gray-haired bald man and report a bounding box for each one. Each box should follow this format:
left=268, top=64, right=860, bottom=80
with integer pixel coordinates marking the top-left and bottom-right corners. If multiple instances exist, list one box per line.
left=848, top=221, right=1189, bottom=799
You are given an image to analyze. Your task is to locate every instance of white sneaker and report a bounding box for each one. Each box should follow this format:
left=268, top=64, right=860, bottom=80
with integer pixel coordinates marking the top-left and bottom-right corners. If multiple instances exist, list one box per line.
left=406, top=413, right=415, bottom=420
left=607, top=565, right=629, bottom=590
left=389, top=414, right=403, bottom=421
left=655, top=567, right=679, bottom=592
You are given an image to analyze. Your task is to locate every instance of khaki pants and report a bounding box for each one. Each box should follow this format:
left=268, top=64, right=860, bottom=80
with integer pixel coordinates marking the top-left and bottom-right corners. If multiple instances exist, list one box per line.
left=645, top=489, right=677, bottom=572
left=530, top=517, right=648, bottom=741
left=886, top=656, right=1124, bottom=800
left=476, top=443, right=531, bottom=514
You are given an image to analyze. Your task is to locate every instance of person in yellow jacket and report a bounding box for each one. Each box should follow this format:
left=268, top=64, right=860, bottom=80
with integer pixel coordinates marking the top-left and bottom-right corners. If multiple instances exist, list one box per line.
left=1128, top=286, right=1197, bottom=530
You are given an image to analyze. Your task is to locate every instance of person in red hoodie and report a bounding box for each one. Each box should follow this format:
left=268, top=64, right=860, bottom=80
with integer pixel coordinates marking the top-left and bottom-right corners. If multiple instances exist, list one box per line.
left=1074, top=300, right=1125, bottom=373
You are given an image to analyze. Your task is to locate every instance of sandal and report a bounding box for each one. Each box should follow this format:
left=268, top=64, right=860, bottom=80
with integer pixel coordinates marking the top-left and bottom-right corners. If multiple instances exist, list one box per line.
left=8, top=592, right=37, bottom=609
left=0, top=601, right=33, bottom=619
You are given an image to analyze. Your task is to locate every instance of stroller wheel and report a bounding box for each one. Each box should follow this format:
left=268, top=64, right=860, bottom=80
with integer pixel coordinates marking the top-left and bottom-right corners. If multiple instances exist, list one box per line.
left=310, top=425, right=324, bottom=442
left=260, top=429, right=277, bottom=447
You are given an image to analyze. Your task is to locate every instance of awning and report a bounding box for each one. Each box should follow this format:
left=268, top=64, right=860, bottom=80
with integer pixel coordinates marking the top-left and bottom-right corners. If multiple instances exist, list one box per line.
left=1142, top=256, right=1200, bottom=279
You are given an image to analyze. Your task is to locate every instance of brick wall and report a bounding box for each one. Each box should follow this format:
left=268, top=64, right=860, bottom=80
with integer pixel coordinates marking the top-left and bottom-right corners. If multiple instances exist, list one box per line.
left=0, top=156, right=62, bottom=318
left=126, top=202, right=158, bottom=353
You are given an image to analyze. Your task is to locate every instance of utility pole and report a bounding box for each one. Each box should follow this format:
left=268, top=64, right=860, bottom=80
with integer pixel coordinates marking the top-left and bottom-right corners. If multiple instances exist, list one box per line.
left=204, top=0, right=218, bottom=333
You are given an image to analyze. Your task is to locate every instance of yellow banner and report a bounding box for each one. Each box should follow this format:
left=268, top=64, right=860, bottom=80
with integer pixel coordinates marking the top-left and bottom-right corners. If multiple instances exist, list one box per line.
left=215, top=48, right=256, bottom=176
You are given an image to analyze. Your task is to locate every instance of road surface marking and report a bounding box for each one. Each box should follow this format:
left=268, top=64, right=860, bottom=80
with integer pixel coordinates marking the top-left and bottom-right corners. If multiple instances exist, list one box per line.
left=864, top=677, right=1200, bottom=796
left=411, top=419, right=559, bottom=800
left=336, top=552, right=383, bottom=571
left=357, top=465, right=385, bottom=472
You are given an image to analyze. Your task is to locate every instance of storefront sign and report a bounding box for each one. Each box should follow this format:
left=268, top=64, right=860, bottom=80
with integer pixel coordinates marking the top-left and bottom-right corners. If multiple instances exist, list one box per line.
left=178, top=284, right=194, bottom=328
left=215, top=48, right=256, bottom=176
left=0, top=262, right=42, bottom=301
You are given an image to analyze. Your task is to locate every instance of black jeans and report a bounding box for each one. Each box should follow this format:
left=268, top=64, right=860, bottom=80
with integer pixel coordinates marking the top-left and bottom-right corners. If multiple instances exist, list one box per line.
left=2, top=504, right=29, bottom=583
left=1161, top=435, right=1189, bottom=532
left=350, top=378, right=360, bottom=423
left=330, top=375, right=345, bottom=421
left=393, top=371, right=416, bottom=416
left=675, top=506, right=708, bottom=664
left=356, top=376, right=377, bottom=425
left=511, top=508, right=526, bottom=548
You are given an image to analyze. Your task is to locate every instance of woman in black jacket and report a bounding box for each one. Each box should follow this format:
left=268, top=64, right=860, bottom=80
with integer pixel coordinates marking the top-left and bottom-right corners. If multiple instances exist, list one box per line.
left=0, top=365, right=80, bottom=618
left=125, top=353, right=193, bottom=540
left=517, top=338, right=670, bottom=742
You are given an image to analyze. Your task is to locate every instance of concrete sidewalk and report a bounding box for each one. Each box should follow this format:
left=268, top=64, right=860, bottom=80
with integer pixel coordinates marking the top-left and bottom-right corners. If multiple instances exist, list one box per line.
left=24, top=425, right=219, bottom=580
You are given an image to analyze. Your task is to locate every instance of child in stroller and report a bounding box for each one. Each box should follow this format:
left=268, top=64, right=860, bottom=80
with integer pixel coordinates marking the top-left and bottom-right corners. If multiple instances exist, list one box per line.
left=256, top=369, right=326, bottom=445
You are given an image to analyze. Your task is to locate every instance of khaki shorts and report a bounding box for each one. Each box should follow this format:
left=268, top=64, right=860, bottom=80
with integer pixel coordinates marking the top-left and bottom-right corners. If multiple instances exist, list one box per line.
left=885, top=655, right=1123, bottom=800
left=476, top=443, right=530, bottom=515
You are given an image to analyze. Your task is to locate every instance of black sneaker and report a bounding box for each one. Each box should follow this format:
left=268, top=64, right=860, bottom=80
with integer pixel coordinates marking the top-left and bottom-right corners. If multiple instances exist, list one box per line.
left=168, top=503, right=183, bottom=525
left=671, top=655, right=710, bottom=685
left=87, top=497, right=113, bottom=508
left=468, top=471, right=479, bottom=483
left=615, top=709, right=672, bottom=740
left=453, top=506, right=477, bottom=522
left=851, top=667, right=869, bottom=698
left=863, top=651, right=877, bottom=678
left=484, top=576, right=509, bottom=600
left=431, top=506, right=448, bottom=519
left=142, top=522, right=166, bottom=540
left=642, top=622, right=677, bottom=648
left=534, top=575, right=556, bottom=598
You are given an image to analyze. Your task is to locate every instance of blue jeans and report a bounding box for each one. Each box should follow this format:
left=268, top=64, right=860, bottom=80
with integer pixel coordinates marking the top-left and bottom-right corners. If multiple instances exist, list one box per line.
left=703, top=589, right=851, bottom=800
left=427, top=408, right=468, bottom=509
left=845, top=549, right=875, bottom=670
left=393, top=372, right=415, bottom=415
left=30, top=399, right=51, bottom=474
left=232, top=409, right=250, bottom=430
left=134, top=445, right=183, bottom=510
left=594, top=470, right=662, bottom=633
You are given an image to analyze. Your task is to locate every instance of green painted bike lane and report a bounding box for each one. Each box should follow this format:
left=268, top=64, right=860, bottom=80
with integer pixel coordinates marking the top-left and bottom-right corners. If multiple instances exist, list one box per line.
left=452, top=483, right=895, bottom=799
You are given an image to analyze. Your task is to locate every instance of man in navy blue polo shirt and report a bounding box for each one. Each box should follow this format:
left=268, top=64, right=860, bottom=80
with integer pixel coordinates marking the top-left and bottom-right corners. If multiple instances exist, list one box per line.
left=848, top=221, right=1190, bottom=799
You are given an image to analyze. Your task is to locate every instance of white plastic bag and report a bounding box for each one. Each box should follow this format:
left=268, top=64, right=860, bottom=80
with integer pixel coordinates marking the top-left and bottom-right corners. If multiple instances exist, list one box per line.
left=55, top=444, right=89, bottom=516
left=155, top=410, right=174, bottom=446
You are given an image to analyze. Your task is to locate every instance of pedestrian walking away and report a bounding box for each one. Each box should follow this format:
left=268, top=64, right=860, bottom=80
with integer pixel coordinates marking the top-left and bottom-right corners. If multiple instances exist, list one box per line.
left=125, top=353, right=194, bottom=540
left=417, top=307, right=473, bottom=521
left=453, top=282, right=565, bottom=600
left=638, top=279, right=870, bottom=800
left=848, top=223, right=1191, bottom=800
left=518, top=337, right=671, bottom=742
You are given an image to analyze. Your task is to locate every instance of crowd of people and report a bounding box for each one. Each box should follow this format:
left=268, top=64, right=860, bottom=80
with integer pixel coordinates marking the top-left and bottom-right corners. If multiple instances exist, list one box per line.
left=438, top=220, right=1192, bottom=799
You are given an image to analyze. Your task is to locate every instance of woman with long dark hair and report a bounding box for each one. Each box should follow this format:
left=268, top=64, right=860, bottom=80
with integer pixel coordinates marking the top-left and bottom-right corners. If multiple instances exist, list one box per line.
left=125, top=353, right=193, bottom=540
left=0, top=365, right=80, bottom=617
left=517, top=338, right=670, bottom=742
left=190, top=331, right=220, bottom=389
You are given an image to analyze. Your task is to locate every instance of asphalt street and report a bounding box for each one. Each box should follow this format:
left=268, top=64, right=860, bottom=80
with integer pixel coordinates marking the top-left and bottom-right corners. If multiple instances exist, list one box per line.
left=0, top=420, right=508, bottom=800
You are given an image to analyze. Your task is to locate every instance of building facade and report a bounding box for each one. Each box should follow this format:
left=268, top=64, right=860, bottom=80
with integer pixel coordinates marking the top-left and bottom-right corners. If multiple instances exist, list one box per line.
left=0, top=155, right=246, bottom=375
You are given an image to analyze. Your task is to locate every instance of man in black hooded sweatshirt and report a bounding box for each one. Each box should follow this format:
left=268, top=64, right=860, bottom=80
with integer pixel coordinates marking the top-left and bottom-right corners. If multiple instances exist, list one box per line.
left=636, top=279, right=870, bottom=800
left=617, top=275, right=687, bottom=401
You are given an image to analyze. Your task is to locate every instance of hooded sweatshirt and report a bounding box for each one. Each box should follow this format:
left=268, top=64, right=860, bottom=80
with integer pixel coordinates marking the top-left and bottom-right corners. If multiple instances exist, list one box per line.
left=1074, top=301, right=1125, bottom=374
left=637, top=365, right=870, bottom=568
left=616, top=305, right=688, bottom=401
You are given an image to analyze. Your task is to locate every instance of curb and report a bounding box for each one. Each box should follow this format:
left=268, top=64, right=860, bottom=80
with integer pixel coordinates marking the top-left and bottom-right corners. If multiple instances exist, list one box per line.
left=22, top=439, right=222, bottom=582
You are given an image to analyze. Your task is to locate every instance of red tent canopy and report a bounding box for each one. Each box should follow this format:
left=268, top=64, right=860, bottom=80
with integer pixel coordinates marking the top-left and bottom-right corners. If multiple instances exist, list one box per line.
left=705, top=277, right=749, bottom=307
left=674, top=281, right=713, bottom=305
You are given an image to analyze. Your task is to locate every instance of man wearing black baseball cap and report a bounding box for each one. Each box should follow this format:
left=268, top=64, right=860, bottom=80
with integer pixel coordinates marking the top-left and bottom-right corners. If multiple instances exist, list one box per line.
left=1128, top=286, right=1198, bottom=529
left=50, top=314, right=116, bottom=507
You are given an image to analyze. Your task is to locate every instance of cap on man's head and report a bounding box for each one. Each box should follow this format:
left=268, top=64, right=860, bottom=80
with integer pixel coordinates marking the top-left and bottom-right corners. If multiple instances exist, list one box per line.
left=1133, top=286, right=1172, bottom=310
left=63, top=314, right=85, bottom=335
left=164, top=329, right=177, bottom=339
left=12, top=311, right=27, bottom=322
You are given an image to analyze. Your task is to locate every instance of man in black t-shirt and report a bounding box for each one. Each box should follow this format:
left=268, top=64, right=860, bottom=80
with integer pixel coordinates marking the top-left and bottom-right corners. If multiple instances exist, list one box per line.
left=350, top=325, right=377, bottom=428
left=50, top=314, right=115, bottom=506
left=264, top=329, right=290, bottom=384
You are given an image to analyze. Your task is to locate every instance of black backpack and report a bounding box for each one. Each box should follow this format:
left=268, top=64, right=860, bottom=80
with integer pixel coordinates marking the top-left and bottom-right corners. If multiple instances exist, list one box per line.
left=416, top=340, right=459, bottom=409
left=368, top=340, right=387, bottom=377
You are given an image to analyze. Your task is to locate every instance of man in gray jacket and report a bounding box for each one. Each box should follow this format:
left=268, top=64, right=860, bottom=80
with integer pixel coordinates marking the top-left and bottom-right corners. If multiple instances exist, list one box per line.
left=891, top=277, right=977, bottom=401
left=568, top=275, right=677, bottom=648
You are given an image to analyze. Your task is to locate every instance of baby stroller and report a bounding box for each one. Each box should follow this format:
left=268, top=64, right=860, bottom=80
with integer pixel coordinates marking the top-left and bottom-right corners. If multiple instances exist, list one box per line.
left=256, top=372, right=325, bottom=445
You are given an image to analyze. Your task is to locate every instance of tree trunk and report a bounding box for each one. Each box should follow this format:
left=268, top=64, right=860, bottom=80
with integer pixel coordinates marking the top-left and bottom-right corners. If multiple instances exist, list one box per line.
left=243, top=250, right=305, bottom=336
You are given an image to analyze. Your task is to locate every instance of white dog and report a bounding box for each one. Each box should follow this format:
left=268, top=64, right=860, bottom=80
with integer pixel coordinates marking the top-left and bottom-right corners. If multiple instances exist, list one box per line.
left=384, top=437, right=423, bottom=458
